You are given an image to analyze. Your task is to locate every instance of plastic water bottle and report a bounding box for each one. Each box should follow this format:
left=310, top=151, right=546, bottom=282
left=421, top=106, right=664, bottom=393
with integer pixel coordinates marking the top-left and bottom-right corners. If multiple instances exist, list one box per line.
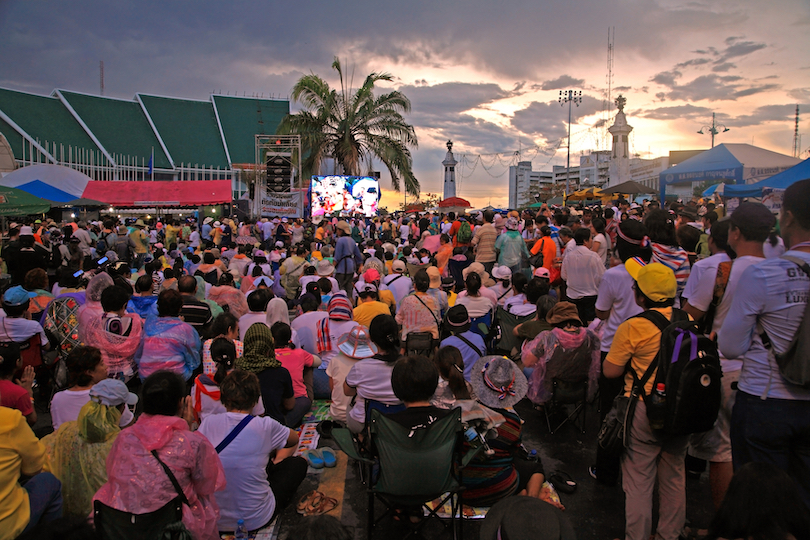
left=527, top=449, right=538, bottom=462
left=648, top=383, right=667, bottom=431
left=235, top=519, right=248, bottom=540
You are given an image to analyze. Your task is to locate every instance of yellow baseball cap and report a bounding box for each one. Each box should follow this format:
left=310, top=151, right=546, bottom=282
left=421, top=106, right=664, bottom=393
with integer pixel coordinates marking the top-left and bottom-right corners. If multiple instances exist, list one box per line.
left=625, top=260, right=676, bottom=302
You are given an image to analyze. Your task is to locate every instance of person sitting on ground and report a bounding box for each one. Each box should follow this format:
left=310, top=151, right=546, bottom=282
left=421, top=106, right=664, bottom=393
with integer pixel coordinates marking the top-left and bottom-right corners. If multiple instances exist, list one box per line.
left=314, top=295, right=361, bottom=399
left=42, top=379, right=137, bottom=517
left=198, top=370, right=306, bottom=533
left=455, top=271, right=496, bottom=320
left=440, top=305, right=486, bottom=381
left=80, top=285, right=143, bottom=382
left=382, top=259, right=413, bottom=307
left=93, top=371, right=226, bottom=540
left=177, top=275, right=214, bottom=337
left=50, top=346, right=134, bottom=430
left=0, top=399, right=63, bottom=538
left=127, top=274, right=159, bottom=319
left=430, top=346, right=474, bottom=409
left=239, top=289, right=274, bottom=341
left=395, top=269, right=440, bottom=340
left=136, top=289, right=202, bottom=381
left=0, top=343, right=36, bottom=425
left=271, top=322, right=319, bottom=427
left=291, top=295, right=328, bottom=355
left=195, top=252, right=223, bottom=284
left=463, top=356, right=561, bottom=509
left=513, top=294, right=557, bottom=344
left=488, top=266, right=514, bottom=308
left=192, top=337, right=264, bottom=421
left=201, top=312, right=243, bottom=376
left=236, top=323, right=295, bottom=425
left=343, top=315, right=403, bottom=433
left=353, top=283, right=391, bottom=328
left=326, top=327, right=377, bottom=424
left=521, top=302, right=600, bottom=406
left=23, top=268, right=53, bottom=317
left=207, top=273, right=249, bottom=319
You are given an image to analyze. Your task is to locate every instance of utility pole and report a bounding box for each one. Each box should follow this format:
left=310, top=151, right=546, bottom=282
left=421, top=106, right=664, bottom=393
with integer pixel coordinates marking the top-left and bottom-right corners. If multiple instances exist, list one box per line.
left=793, top=105, right=800, bottom=158
left=99, top=61, right=104, bottom=96
left=559, top=89, right=582, bottom=195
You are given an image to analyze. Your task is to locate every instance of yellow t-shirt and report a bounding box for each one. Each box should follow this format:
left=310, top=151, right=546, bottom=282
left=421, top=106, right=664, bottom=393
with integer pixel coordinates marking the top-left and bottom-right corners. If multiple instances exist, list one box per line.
left=0, top=407, right=46, bottom=540
left=353, top=301, right=392, bottom=329
left=605, top=307, right=673, bottom=399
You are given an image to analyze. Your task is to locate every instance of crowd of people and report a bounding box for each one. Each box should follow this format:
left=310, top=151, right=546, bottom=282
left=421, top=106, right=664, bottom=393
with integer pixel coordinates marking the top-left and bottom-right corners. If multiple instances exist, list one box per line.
left=1, top=180, right=809, bottom=540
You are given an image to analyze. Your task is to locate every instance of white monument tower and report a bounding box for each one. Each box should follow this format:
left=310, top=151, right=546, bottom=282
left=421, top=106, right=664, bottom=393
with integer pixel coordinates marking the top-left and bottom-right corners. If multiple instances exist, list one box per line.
left=442, top=140, right=457, bottom=200
left=607, top=95, right=633, bottom=187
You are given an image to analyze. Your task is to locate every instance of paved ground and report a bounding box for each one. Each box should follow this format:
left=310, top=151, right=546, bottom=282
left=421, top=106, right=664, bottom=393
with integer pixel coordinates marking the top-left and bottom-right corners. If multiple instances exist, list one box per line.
left=277, top=398, right=716, bottom=540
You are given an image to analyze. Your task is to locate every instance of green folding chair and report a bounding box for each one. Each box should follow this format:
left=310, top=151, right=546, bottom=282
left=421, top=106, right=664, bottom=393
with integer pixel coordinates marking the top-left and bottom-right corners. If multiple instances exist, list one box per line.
left=493, top=306, right=536, bottom=357
left=333, top=407, right=479, bottom=540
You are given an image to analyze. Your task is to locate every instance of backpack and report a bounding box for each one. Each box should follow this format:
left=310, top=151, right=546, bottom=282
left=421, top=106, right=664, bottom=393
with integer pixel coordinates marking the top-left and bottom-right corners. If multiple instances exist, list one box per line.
left=763, top=256, right=810, bottom=388
left=96, top=232, right=110, bottom=254
left=634, top=309, right=722, bottom=437
left=456, top=221, right=472, bottom=244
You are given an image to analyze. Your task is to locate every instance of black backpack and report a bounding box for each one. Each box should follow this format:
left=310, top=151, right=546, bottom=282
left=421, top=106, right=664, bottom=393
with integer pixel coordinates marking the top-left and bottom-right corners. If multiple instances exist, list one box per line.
left=635, top=309, right=722, bottom=437
left=96, top=232, right=110, bottom=254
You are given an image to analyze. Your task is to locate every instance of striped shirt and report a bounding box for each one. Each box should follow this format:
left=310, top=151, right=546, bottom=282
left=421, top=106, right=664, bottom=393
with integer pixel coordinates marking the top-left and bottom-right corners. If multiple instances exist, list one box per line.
left=472, top=223, right=498, bottom=263
left=395, top=292, right=439, bottom=339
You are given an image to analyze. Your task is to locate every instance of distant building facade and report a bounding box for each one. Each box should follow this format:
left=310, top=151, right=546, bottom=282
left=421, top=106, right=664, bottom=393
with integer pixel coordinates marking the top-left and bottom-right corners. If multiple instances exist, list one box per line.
left=508, top=161, right=553, bottom=208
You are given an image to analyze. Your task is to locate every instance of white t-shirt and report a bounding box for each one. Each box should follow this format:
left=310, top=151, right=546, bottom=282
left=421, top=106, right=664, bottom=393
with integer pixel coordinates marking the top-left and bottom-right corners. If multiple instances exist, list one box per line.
left=238, top=312, right=268, bottom=341
left=325, top=353, right=360, bottom=423
left=682, top=252, right=731, bottom=304
left=382, top=274, right=413, bottom=306
left=399, top=225, right=410, bottom=241
left=487, top=284, right=515, bottom=307
left=50, top=388, right=134, bottom=430
left=441, top=222, right=452, bottom=235
left=502, top=294, right=536, bottom=317
left=345, top=357, right=400, bottom=424
left=594, top=264, right=643, bottom=352
left=592, top=233, right=610, bottom=266
left=198, top=413, right=290, bottom=532
left=0, top=317, right=48, bottom=346
left=191, top=380, right=265, bottom=421
left=291, top=311, right=329, bottom=355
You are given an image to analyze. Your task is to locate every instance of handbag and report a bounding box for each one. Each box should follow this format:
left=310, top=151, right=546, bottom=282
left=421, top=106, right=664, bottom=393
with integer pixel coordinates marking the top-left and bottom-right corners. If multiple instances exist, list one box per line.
left=528, top=238, right=546, bottom=269
left=93, top=450, right=194, bottom=540
left=596, top=360, right=656, bottom=459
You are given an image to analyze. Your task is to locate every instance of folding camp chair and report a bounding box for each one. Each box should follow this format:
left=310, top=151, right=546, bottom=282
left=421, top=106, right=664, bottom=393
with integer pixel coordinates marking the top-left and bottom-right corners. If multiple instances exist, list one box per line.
left=446, top=259, right=472, bottom=293
left=405, top=262, right=430, bottom=278
left=492, top=306, right=535, bottom=357
left=334, top=407, right=479, bottom=540
left=545, top=378, right=589, bottom=434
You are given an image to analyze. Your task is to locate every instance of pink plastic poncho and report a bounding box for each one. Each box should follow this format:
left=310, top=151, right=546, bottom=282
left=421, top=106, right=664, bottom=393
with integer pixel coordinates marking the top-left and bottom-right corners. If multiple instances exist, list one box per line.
left=93, top=414, right=226, bottom=540
left=77, top=272, right=114, bottom=329
left=79, top=312, right=144, bottom=382
left=524, top=327, right=601, bottom=405
left=206, top=285, right=249, bottom=319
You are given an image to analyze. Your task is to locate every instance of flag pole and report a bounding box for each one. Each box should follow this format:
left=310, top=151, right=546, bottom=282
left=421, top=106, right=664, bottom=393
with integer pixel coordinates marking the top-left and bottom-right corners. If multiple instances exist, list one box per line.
left=150, top=147, right=154, bottom=181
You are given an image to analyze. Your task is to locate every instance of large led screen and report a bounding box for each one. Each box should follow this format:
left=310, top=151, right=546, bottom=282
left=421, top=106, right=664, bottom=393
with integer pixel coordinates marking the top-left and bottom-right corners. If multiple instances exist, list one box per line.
left=310, top=175, right=380, bottom=218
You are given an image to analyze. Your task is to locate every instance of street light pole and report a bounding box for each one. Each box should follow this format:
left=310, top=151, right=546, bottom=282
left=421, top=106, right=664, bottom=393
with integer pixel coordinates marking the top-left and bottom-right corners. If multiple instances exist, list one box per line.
left=559, top=90, right=582, bottom=195
left=697, top=112, right=730, bottom=148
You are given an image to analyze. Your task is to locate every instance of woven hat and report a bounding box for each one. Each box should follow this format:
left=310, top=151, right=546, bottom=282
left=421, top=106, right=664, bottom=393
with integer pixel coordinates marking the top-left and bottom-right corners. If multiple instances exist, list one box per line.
left=134, top=219, right=146, bottom=228
left=327, top=294, right=353, bottom=321
left=470, top=356, right=528, bottom=409
left=316, top=259, right=335, bottom=276
left=203, top=217, right=213, bottom=225
left=426, top=266, right=442, bottom=289
left=117, top=225, right=128, bottom=235
left=444, top=304, right=471, bottom=333
left=462, top=262, right=495, bottom=287
left=545, top=302, right=582, bottom=326
left=338, top=327, right=378, bottom=359
left=480, top=496, right=575, bottom=540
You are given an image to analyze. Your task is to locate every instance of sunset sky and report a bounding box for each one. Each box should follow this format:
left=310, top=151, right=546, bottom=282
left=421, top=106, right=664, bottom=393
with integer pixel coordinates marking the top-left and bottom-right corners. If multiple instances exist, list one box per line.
left=1, top=0, right=808, bottom=209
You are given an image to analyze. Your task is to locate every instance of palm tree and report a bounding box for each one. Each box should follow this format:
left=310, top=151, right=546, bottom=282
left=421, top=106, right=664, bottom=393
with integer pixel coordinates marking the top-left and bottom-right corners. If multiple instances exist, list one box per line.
left=279, top=57, right=420, bottom=196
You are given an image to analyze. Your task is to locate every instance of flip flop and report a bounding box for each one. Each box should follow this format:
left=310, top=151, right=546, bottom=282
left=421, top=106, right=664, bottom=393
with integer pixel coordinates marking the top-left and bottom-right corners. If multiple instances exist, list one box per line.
left=302, top=449, right=325, bottom=469
left=320, top=447, right=337, bottom=468
left=308, top=494, right=338, bottom=515
left=550, top=471, right=577, bottom=494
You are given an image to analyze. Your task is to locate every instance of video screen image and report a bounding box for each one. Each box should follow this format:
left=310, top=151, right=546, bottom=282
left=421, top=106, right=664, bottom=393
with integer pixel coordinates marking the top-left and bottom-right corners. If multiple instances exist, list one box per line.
left=310, top=175, right=380, bottom=218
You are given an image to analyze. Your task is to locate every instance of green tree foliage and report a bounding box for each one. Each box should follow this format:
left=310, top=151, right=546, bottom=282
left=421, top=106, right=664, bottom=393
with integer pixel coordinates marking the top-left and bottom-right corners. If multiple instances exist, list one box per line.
left=279, top=57, right=420, bottom=196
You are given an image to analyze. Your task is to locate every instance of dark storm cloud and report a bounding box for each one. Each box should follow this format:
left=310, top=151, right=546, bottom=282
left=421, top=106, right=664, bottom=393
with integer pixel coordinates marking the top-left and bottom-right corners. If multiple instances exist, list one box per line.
left=639, top=104, right=714, bottom=121
left=538, top=75, right=586, bottom=91
left=511, top=95, right=602, bottom=143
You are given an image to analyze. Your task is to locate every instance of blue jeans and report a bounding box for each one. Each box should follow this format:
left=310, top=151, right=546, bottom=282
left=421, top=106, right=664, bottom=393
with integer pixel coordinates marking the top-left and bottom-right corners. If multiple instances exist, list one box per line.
left=731, top=390, right=810, bottom=511
left=313, top=368, right=331, bottom=400
left=22, top=473, right=62, bottom=533
left=284, top=396, right=312, bottom=428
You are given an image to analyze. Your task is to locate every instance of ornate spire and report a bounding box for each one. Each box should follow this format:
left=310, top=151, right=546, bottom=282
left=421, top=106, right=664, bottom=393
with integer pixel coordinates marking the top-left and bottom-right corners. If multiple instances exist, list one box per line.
left=446, top=140, right=453, bottom=152
left=615, top=94, right=626, bottom=113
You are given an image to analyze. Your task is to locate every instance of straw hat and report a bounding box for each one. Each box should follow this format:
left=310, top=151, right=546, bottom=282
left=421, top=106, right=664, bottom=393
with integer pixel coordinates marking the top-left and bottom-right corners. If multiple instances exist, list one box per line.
left=462, top=262, right=495, bottom=287
left=134, top=219, right=146, bottom=228
left=316, top=259, right=335, bottom=276
left=426, top=266, right=442, bottom=289
left=338, top=327, right=378, bottom=359
left=470, top=356, right=528, bottom=409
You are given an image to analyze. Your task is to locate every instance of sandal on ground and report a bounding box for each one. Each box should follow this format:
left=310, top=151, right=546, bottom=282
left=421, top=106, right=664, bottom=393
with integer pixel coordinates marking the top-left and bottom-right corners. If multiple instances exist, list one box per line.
left=307, top=494, right=338, bottom=515
left=302, top=449, right=324, bottom=469
left=297, top=490, right=324, bottom=515
left=550, top=471, right=577, bottom=494
left=320, top=447, right=337, bottom=468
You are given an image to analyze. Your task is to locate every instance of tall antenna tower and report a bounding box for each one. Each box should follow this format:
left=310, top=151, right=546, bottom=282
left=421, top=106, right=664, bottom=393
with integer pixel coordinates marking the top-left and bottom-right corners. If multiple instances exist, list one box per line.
left=603, top=27, right=615, bottom=150
left=99, top=61, right=104, bottom=96
left=793, top=105, right=800, bottom=158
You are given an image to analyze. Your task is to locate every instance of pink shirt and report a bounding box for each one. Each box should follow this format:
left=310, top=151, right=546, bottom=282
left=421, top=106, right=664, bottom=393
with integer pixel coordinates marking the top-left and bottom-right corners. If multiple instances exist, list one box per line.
left=274, top=347, right=315, bottom=398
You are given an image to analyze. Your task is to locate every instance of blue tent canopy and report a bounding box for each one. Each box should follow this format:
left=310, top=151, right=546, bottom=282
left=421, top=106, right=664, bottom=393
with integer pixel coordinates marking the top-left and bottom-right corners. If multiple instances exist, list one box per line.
left=659, top=144, right=799, bottom=201
left=723, top=157, right=810, bottom=198
left=14, top=180, right=76, bottom=202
